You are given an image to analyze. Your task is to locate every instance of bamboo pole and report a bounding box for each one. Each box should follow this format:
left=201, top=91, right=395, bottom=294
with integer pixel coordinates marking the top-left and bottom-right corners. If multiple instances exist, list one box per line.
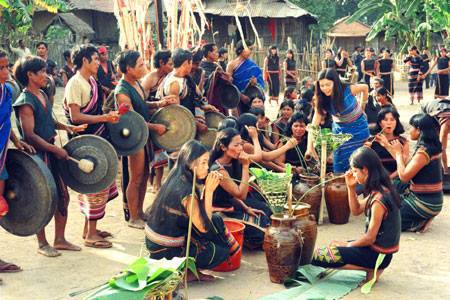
left=318, top=139, right=327, bottom=225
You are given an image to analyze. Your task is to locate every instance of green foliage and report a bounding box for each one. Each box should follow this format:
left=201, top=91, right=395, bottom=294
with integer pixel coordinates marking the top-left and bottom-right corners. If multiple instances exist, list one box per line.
left=0, top=0, right=69, bottom=41
left=347, top=0, right=449, bottom=51
left=45, top=24, right=71, bottom=41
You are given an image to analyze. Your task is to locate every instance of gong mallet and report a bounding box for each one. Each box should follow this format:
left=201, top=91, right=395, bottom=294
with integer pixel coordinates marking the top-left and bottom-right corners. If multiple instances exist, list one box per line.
left=68, top=156, right=95, bottom=173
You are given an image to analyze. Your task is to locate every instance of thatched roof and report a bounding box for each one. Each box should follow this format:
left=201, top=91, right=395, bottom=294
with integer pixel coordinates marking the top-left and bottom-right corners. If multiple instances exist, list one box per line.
left=191, top=0, right=316, bottom=20
left=58, top=13, right=95, bottom=36
left=69, top=0, right=114, bottom=13
left=328, top=16, right=370, bottom=37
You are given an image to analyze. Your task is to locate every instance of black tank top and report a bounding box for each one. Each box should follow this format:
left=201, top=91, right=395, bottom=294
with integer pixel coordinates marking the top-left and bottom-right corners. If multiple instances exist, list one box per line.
left=378, top=59, right=393, bottom=73
left=211, top=160, right=242, bottom=208
left=371, top=136, right=406, bottom=175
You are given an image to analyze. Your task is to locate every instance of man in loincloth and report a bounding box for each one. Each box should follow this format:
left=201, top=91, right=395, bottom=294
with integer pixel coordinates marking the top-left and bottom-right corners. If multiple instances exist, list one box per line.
left=0, top=50, right=35, bottom=280
left=115, top=50, right=168, bottom=229
left=64, top=44, right=120, bottom=248
left=13, top=55, right=85, bottom=257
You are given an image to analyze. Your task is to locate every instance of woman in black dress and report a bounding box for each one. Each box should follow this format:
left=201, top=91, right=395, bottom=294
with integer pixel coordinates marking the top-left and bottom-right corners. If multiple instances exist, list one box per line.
left=361, top=47, right=378, bottom=88
left=284, top=49, right=298, bottom=87
left=264, top=45, right=281, bottom=105
left=377, top=49, right=394, bottom=95
left=335, top=47, right=353, bottom=79
left=403, top=46, right=424, bottom=104
left=426, top=48, right=449, bottom=99
left=321, top=49, right=336, bottom=70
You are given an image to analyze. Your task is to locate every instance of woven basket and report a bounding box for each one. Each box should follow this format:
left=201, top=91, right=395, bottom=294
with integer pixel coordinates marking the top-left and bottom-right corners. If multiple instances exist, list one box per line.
left=257, top=174, right=292, bottom=213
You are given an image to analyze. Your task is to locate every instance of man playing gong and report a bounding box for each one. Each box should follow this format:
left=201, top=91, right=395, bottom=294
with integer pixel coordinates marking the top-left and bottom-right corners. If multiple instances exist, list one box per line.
left=63, top=44, right=121, bottom=248
left=115, top=50, right=168, bottom=229
left=0, top=50, right=35, bottom=276
left=13, top=56, right=84, bottom=257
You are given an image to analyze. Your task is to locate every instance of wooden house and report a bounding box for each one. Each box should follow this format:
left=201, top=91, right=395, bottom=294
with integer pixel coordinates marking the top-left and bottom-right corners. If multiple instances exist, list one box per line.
left=192, top=0, right=317, bottom=50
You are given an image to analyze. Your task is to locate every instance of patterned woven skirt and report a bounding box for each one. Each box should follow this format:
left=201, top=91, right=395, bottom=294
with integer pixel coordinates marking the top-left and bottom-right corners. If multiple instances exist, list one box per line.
left=400, top=190, right=443, bottom=232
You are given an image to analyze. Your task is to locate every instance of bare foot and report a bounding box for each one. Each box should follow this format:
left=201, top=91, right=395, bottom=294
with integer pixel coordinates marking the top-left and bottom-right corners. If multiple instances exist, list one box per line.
left=128, top=219, right=145, bottom=229
left=54, top=240, right=81, bottom=251
left=419, top=218, right=434, bottom=233
left=38, top=245, right=61, bottom=257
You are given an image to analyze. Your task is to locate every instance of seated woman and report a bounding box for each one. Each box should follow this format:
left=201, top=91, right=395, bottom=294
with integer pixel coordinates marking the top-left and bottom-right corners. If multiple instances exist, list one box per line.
left=312, top=147, right=401, bottom=283
left=145, top=140, right=239, bottom=281
left=272, top=100, right=295, bottom=144
left=376, top=113, right=443, bottom=232
left=284, top=86, right=299, bottom=102
left=367, top=107, right=409, bottom=179
left=249, top=96, right=265, bottom=109
left=210, top=128, right=272, bottom=249
left=278, top=112, right=317, bottom=175
left=238, top=113, right=298, bottom=173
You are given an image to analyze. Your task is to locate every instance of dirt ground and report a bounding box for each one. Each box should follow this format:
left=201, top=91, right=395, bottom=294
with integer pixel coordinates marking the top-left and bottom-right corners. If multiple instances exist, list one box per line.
left=1, top=81, right=450, bottom=300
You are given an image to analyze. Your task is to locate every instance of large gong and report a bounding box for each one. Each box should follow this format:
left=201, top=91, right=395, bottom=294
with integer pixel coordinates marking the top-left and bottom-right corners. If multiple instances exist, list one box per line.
left=0, top=150, right=58, bottom=236
left=57, top=135, right=118, bottom=194
left=107, top=110, right=149, bottom=156
left=205, top=111, right=226, bottom=129
left=220, top=84, right=240, bottom=109
left=150, top=105, right=196, bottom=152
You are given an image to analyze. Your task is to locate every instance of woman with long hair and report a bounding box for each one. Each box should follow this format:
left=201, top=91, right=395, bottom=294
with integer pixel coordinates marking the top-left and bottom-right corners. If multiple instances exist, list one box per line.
left=305, top=68, right=369, bottom=173
left=367, top=107, right=409, bottom=178
left=403, top=46, right=424, bottom=104
left=424, top=47, right=449, bottom=99
left=209, top=128, right=272, bottom=249
left=145, top=140, right=239, bottom=281
left=264, top=45, right=281, bottom=105
left=335, top=47, right=353, bottom=78
left=377, top=114, right=443, bottom=232
left=284, top=49, right=298, bottom=87
left=312, top=147, right=401, bottom=284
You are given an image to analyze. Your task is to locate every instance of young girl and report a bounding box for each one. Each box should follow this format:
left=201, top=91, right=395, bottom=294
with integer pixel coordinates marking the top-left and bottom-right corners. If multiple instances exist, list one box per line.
left=284, top=49, right=298, bottom=87
left=264, top=45, right=281, bottom=105
left=335, top=47, right=353, bottom=78
left=368, top=107, right=409, bottom=178
left=272, top=100, right=294, bottom=144
left=403, top=46, right=424, bottom=104
left=312, top=147, right=401, bottom=283
left=145, top=140, right=236, bottom=281
left=377, top=114, right=443, bottom=232
left=321, top=49, right=336, bottom=70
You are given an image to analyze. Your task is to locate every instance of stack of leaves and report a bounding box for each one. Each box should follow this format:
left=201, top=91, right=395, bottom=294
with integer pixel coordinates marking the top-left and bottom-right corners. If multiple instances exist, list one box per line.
left=250, top=164, right=292, bottom=214
left=85, top=257, right=196, bottom=300
left=312, top=128, right=353, bottom=158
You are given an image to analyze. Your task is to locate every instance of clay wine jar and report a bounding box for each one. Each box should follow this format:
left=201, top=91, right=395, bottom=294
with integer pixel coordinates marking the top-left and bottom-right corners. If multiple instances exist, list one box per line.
left=263, top=214, right=303, bottom=284
left=293, top=174, right=322, bottom=221
left=324, top=174, right=350, bottom=224
left=289, top=203, right=318, bottom=265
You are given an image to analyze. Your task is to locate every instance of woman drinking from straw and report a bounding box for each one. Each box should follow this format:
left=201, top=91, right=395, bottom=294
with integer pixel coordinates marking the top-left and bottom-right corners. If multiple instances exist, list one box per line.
left=376, top=113, right=443, bottom=232
left=210, top=128, right=272, bottom=249
left=305, top=68, right=369, bottom=173
left=145, top=140, right=239, bottom=281
left=312, top=147, right=401, bottom=284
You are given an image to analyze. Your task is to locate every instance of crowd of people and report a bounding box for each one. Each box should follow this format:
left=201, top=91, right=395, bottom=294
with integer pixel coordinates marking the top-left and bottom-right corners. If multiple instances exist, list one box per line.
left=0, top=39, right=449, bottom=288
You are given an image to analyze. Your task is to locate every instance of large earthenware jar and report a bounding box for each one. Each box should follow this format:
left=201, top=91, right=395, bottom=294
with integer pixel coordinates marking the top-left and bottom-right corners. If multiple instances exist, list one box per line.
left=263, top=214, right=303, bottom=284
left=324, top=174, right=350, bottom=224
left=291, top=203, right=318, bottom=265
left=293, top=174, right=322, bottom=221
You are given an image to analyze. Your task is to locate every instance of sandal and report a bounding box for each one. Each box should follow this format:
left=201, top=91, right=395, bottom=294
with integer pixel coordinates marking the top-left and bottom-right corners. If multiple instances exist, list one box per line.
left=84, top=240, right=112, bottom=249
left=0, top=260, right=22, bottom=273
